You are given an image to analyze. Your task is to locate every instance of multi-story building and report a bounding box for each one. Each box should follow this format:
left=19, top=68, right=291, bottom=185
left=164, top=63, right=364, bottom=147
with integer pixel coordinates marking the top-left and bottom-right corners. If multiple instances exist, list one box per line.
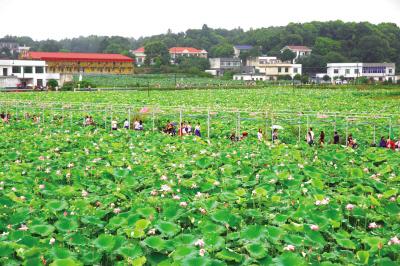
left=233, top=45, right=253, bottom=58
left=208, top=58, right=242, bottom=76
left=131, top=47, right=146, bottom=66
left=0, top=42, right=30, bottom=56
left=326, top=63, right=396, bottom=82
left=21, top=51, right=134, bottom=74
left=0, top=59, right=60, bottom=88
left=169, top=47, right=208, bottom=61
left=280, top=45, right=312, bottom=62
left=247, top=56, right=302, bottom=80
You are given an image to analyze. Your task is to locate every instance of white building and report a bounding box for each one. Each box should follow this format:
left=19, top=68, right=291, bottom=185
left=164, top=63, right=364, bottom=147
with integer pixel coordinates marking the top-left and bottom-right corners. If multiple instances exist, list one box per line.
left=326, top=63, right=396, bottom=82
left=233, top=74, right=269, bottom=81
left=0, top=60, right=60, bottom=88
left=233, top=45, right=253, bottom=58
left=247, top=56, right=302, bottom=80
left=280, top=46, right=312, bottom=62
left=131, top=47, right=146, bottom=66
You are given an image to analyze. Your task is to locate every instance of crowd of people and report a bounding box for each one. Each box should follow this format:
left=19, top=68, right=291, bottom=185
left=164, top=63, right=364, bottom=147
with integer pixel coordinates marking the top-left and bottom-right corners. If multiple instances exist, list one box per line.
left=2, top=112, right=400, bottom=151
left=163, top=121, right=201, bottom=137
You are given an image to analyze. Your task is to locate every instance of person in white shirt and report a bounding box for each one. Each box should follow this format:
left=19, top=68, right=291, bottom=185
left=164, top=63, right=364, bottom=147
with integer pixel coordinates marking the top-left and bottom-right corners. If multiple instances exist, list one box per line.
left=257, top=128, right=263, bottom=141
left=111, top=120, right=118, bottom=130
left=134, top=120, right=140, bottom=130
left=306, top=127, right=314, bottom=146
left=124, top=119, right=129, bottom=129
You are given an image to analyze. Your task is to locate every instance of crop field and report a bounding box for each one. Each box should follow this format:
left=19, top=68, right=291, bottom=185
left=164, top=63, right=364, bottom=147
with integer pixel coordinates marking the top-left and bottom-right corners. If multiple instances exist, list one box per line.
left=0, top=86, right=400, bottom=266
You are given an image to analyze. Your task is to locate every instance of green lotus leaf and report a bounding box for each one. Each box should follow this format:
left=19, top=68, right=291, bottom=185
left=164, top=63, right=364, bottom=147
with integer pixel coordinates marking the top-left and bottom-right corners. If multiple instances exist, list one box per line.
left=215, top=249, right=243, bottom=263
left=136, top=207, right=156, bottom=218
left=30, top=224, right=55, bottom=236
left=94, top=234, right=116, bottom=252
left=245, top=242, right=267, bottom=259
left=172, top=246, right=197, bottom=260
left=273, top=252, right=307, bottom=266
left=182, top=256, right=210, bottom=266
left=107, top=216, right=127, bottom=229
left=336, top=238, right=356, bottom=250
left=46, top=200, right=68, bottom=212
left=356, top=251, right=370, bottom=265
left=142, top=236, right=166, bottom=251
left=51, top=247, right=72, bottom=259
left=49, top=258, right=83, bottom=266
left=241, top=225, right=265, bottom=241
left=118, top=245, right=143, bottom=259
left=55, top=218, right=78, bottom=232
left=155, top=221, right=180, bottom=237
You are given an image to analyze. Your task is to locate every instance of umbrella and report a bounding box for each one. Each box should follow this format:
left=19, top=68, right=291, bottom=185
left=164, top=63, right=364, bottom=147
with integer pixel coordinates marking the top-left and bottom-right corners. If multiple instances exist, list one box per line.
left=271, top=125, right=284, bottom=130
left=139, top=107, right=149, bottom=114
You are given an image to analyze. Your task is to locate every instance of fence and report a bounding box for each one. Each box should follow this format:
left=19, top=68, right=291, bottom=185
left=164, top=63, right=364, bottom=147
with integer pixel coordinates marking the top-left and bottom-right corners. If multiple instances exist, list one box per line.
left=0, top=100, right=398, bottom=146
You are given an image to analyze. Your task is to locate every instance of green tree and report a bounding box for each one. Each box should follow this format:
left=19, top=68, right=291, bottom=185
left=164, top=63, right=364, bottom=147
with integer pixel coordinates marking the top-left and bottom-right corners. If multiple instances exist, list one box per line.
left=322, top=75, right=331, bottom=82
left=279, top=49, right=296, bottom=62
left=313, top=37, right=341, bottom=55
left=144, top=41, right=170, bottom=66
left=357, top=35, right=391, bottom=62
left=301, top=74, right=309, bottom=84
left=176, top=57, right=210, bottom=71
left=46, top=79, right=58, bottom=89
left=210, top=43, right=234, bottom=58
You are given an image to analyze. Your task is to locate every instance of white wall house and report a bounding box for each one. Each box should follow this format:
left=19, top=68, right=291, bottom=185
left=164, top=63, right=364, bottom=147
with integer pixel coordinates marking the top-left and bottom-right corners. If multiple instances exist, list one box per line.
left=233, top=74, right=269, bottom=81
left=246, top=56, right=302, bottom=80
left=327, top=63, right=396, bottom=82
left=0, top=60, right=60, bottom=88
left=131, top=47, right=146, bottom=66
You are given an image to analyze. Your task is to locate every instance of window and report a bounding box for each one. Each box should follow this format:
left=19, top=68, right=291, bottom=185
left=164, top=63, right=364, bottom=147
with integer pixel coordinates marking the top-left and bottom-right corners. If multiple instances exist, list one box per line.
left=294, top=68, right=298, bottom=73
left=278, top=67, right=282, bottom=73
left=345, top=69, right=350, bottom=75
left=12, top=66, right=21, bottom=73
left=354, top=69, right=359, bottom=74
left=334, top=69, right=339, bottom=74
left=24, top=66, right=33, bottom=73
left=285, top=67, right=289, bottom=73
left=35, top=66, right=44, bottom=73
left=389, top=69, right=393, bottom=74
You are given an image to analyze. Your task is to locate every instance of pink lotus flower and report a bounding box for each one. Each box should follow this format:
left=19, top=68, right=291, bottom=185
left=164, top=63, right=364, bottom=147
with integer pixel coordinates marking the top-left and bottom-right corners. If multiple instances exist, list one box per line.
left=368, top=222, right=380, bottom=229
left=81, top=190, right=89, bottom=197
left=310, top=224, right=319, bottom=231
left=39, top=184, right=45, bottom=189
left=199, top=248, right=206, bottom=256
left=19, top=224, right=29, bottom=231
left=11, top=187, right=16, bottom=192
left=389, top=197, right=396, bottom=202
left=172, top=195, right=181, bottom=200
left=199, top=208, right=207, bottom=214
left=346, top=204, right=355, bottom=211
left=160, top=175, right=168, bottom=181
left=160, top=184, right=171, bottom=192
left=195, top=239, right=205, bottom=247
left=388, top=236, right=400, bottom=245
left=283, top=244, right=295, bottom=251
left=113, top=207, right=121, bottom=214
left=148, top=228, right=156, bottom=235
left=63, top=211, right=68, bottom=216
left=49, top=237, right=56, bottom=245
left=377, top=194, right=383, bottom=199
left=179, top=202, right=188, bottom=208
left=150, top=190, right=158, bottom=196
left=20, top=196, right=25, bottom=201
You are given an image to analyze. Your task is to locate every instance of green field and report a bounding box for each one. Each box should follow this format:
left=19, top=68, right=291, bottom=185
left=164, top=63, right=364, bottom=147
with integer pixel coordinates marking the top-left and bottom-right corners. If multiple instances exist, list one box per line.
left=0, top=87, right=400, bottom=265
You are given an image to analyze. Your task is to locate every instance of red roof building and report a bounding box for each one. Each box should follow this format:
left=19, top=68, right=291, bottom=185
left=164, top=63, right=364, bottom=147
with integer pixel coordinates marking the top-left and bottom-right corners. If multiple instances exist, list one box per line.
left=169, top=47, right=208, bottom=60
left=280, top=45, right=312, bottom=63
left=26, top=51, right=134, bottom=62
left=22, top=51, right=134, bottom=74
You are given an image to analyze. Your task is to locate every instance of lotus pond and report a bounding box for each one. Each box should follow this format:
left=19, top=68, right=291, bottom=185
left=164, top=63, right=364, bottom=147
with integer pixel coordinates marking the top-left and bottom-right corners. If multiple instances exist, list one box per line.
left=0, top=87, right=400, bottom=266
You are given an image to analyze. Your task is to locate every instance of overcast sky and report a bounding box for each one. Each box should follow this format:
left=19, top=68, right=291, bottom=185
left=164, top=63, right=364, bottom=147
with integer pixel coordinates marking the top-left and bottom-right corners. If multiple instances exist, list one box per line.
left=0, top=0, right=399, bottom=40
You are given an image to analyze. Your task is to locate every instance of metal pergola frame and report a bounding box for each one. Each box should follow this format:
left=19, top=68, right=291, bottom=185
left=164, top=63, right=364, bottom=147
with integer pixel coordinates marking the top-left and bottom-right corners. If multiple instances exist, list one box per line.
left=0, top=100, right=398, bottom=144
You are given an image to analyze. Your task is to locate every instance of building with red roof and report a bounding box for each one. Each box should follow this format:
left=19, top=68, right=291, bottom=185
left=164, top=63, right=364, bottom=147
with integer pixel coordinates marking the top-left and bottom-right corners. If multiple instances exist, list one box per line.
left=169, top=47, right=207, bottom=61
left=130, top=46, right=208, bottom=66
left=22, top=51, right=134, bottom=74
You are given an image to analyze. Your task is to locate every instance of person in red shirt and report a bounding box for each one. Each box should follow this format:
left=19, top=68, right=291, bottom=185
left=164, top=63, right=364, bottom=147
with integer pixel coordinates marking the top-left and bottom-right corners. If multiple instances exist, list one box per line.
left=387, top=137, right=396, bottom=150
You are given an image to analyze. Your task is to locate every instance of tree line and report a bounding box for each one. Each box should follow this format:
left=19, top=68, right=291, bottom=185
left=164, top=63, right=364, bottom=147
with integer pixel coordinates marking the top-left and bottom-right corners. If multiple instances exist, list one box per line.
left=1, top=21, right=399, bottom=75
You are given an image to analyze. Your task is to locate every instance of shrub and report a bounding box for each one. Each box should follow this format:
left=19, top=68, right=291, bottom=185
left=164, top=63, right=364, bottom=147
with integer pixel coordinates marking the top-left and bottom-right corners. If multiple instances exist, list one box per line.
left=47, top=79, right=58, bottom=90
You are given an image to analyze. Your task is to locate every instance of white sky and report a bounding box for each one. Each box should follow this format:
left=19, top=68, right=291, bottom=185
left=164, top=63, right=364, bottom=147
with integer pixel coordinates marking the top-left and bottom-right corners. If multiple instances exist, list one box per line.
left=0, top=0, right=399, bottom=40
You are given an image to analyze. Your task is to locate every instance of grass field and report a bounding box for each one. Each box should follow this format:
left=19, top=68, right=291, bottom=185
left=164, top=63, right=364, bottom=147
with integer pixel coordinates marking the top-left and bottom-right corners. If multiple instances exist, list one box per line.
left=0, top=86, right=400, bottom=265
